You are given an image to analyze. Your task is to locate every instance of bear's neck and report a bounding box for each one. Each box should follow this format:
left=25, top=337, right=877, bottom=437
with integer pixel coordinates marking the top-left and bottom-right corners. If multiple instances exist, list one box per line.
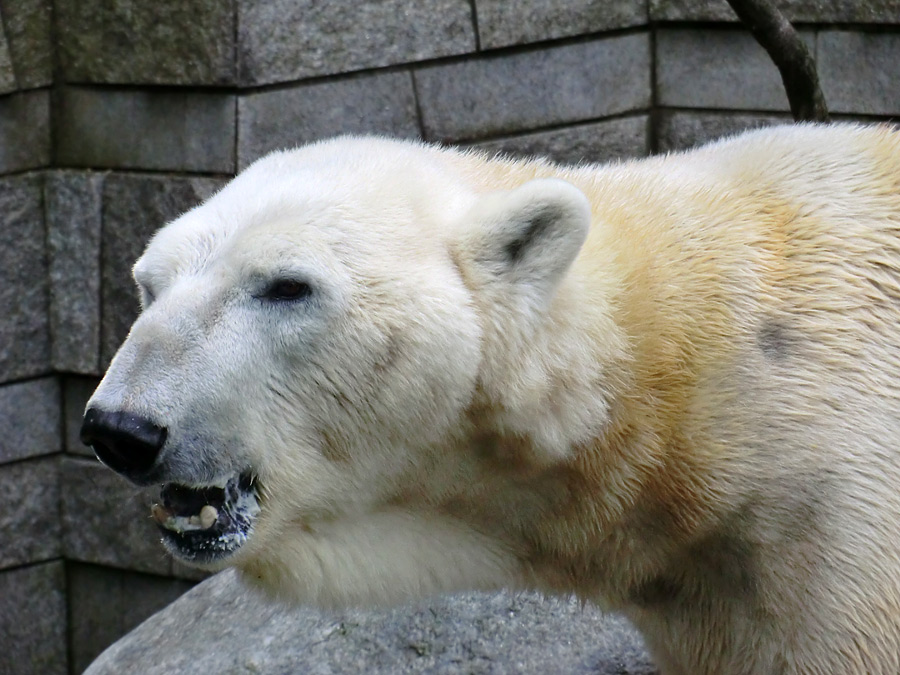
left=457, top=156, right=738, bottom=600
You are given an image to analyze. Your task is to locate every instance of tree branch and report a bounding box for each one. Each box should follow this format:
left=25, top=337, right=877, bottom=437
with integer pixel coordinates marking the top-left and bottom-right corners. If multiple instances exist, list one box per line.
left=725, top=0, right=830, bottom=122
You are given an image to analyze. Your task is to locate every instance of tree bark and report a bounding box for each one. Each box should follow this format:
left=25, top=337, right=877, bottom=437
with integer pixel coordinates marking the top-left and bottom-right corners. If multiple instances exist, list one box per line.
left=725, top=0, right=830, bottom=122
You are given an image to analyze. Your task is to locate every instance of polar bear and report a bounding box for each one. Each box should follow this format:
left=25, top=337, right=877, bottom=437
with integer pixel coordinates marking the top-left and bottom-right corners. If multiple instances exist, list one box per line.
left=81, top=123, right=900, bottom=674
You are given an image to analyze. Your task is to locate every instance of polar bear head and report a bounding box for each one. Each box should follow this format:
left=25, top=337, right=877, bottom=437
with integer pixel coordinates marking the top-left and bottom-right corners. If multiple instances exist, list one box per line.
left=81, top=136, right=599, bottom=605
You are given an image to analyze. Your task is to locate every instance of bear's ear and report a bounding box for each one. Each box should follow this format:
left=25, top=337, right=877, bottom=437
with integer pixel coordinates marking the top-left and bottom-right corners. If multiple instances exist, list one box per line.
left=466, top=178, right=591, bottom=305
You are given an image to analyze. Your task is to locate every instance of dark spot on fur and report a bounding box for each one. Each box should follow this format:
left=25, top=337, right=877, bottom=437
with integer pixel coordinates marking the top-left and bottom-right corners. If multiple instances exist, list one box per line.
left=470, top=427, right=542, bottom=475
left=757, top=320, right=796, bottom=361
left=689, top=527, right=757, bottom=601
left=374, top=330, right=402, bottom=374
left=505, top=208, right=562, bottom=263
left=320, top=428, right=351, bottom=462
left=630, top=575, right=683, bottom=607
left=770, top=654, right=789, bottom=675
left=629, top=507, right=760, bottom=611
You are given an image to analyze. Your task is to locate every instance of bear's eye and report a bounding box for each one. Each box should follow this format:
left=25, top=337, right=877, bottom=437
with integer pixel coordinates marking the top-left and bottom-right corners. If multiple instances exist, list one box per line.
left=138, top=283, right=156, bottom=306
left=261, top=279, right=312, bottom=302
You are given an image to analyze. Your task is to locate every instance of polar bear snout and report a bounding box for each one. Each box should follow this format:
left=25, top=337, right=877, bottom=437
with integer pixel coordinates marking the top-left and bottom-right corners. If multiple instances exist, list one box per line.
left=80, top=407, right=168, bottom=483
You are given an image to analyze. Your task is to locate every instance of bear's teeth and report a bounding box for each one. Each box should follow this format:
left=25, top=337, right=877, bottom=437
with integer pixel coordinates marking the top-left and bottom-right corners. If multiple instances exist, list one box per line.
left=200, top=504, right=218, bottom=529
left=151, top=503, right=171, bottom=525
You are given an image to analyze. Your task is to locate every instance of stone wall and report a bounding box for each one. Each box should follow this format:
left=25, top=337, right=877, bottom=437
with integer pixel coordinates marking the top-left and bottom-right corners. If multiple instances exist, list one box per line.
left=0, top=1, right=897, bottom=673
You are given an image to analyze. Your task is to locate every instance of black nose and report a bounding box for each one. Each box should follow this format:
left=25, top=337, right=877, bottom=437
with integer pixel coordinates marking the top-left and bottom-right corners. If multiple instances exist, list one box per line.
left=80, top=408, right=167, bottom=479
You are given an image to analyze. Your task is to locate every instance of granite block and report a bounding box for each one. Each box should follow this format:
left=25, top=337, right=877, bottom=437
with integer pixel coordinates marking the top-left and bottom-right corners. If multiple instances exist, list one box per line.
left=415, top=33, right=651, bottom=142
left=656, top=28, right=814, bottom=111
left=56, top=87, right=236, bottom=173
left=649, top=0, right=900, bottom=22
left=68, top=563, right=195, bottom=674
left=476, top=0, right=647, bottom=50
left=0, top=562, right=66, bottom=675
left=0, top=89, right=50, bottom=173
left=0, top=19, right=15, bottom=95
left=85, top=569, right=653, bottom=675
left=0, top=377, right=61, bottom=464
left=100, top=174, right=225, bottom=367
left=56, top=0, right=234, bottom=85
left=656, top=110, right=791, bottom=153
left=238, top=70, right=420, bottom=169
left=46, top=171, right=104, bottom=374
left=237, top=0, right=475, bottom=86
left=657, top=111, right=793, bottom=152
left=64, top=376, right=101, bottom=456
left=819, top=31, right=900, bottom=116
left=61, top=456, right=170, bottom=575
left=470, top=115, right=649, bottom=165
left=0, top=0, right=52, bottom=91
left=0, top=456, right=60, bottom=568
left=0, top=173, right=50, bottom=382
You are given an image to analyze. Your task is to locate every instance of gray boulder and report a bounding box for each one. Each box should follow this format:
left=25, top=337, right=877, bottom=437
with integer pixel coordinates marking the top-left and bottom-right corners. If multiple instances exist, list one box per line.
left=85, top=569, right=655, bottom=674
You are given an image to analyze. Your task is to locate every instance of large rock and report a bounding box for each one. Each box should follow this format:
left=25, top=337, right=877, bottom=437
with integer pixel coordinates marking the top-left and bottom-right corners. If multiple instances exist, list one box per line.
left=86, top=569, right=655, bottom=674
left=68, top=563, right=196, bottom=674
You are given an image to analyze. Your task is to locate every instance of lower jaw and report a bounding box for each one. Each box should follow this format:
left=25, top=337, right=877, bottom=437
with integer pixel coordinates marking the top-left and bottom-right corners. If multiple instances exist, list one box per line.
left=152, top=471, right=261, bottom=565
left=158, top=525, right=252, bottom=566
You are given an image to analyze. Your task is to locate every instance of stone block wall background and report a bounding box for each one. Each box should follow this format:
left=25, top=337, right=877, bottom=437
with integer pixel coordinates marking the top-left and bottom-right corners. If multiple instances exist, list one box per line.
left=0, top=1, right=897, bottom=673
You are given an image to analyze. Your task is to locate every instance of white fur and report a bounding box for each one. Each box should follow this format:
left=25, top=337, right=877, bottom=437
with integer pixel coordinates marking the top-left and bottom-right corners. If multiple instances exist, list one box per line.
left=90, top=124, right=900, bottom=674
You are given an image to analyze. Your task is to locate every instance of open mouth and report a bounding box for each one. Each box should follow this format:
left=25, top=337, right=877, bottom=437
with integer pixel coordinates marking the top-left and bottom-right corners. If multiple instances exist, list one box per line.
left=151, top=471, right=260, bottom=565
